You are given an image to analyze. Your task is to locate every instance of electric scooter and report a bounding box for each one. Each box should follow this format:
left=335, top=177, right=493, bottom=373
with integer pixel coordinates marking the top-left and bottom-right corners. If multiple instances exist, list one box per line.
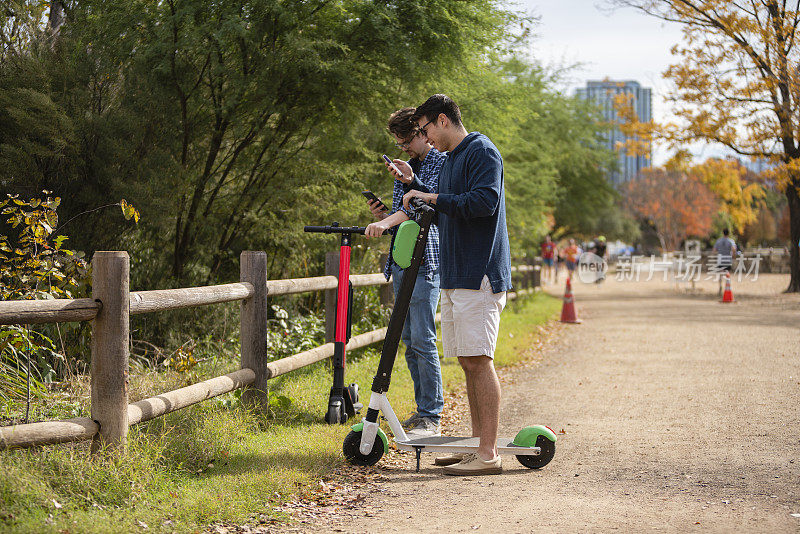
left=342, top=198, right=558, bottom=471
left=303, top=222, right=373, bottom=424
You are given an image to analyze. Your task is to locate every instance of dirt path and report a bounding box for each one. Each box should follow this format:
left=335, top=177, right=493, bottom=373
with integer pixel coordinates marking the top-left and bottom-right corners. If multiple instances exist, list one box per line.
left=301, top=274, right=800, bottom=533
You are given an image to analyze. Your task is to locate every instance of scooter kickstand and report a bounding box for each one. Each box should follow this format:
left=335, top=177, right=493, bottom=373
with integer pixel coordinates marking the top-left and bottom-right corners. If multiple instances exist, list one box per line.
left=413, top=446, right=423, bottom=472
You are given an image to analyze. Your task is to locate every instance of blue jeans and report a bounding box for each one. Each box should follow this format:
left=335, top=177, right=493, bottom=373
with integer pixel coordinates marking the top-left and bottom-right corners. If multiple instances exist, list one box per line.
left=391, top=264, right=443, bottom=423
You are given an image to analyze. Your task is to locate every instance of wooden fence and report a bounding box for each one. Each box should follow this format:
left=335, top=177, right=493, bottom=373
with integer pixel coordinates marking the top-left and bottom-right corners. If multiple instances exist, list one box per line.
left=0, top=251, right=540, bottom=453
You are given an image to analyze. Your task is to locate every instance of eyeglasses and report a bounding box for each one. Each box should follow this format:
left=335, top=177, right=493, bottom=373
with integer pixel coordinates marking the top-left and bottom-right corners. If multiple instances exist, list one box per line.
left=418, top=119, right=434, bottom=137
left=394, top=132, right=419, bottom=149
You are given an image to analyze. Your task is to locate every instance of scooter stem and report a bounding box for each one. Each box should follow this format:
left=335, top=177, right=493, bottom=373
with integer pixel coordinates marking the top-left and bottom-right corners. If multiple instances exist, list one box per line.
left=360, top=392, right=407, bottom=455
left=370, top=202, right=435, bottom=394
left=360, top=198, right=432, bottom=454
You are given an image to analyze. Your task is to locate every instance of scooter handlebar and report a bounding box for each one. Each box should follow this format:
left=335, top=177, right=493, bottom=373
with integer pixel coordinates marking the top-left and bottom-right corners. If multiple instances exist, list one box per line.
left=303, top=225, right=387, bottom=235
left=408, top=196, right=433, bottom=213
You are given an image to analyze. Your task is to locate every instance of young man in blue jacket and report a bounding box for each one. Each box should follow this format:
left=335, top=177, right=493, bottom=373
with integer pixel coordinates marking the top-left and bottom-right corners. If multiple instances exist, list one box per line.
left=402, top=94, right=512, bottom=476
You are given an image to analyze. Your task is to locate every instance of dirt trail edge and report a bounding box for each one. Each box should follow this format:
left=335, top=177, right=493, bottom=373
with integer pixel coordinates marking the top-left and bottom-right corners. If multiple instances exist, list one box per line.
left=291, top=275, right=800, bottom=533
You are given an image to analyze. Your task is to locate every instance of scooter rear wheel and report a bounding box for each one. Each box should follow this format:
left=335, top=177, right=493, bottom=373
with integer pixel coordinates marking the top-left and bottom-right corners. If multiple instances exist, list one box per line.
left=343, top=430, right=384, bottom=466
left=516, top=436, right=556, bottom=469
left=325, top=405, right=343, bottom=424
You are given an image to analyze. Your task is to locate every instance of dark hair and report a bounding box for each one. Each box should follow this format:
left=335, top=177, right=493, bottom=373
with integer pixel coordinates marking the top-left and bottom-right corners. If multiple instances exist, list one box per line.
left=387, top=107, right=418, bottom=139
left=413, top=94, right=462, bottom=127
left=722, top=228, right=730, bottom=236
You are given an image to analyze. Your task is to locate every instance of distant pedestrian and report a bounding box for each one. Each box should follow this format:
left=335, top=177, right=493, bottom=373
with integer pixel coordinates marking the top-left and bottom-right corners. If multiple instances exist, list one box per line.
left=591, top=236, right=607, bottom=261
left=712, top=229, right=737, bottom=294
left=590, top=236, right=607, bottom=283
left=564, top=238, right=579, bottom=277
left=540, top=235, right=558, bottom=284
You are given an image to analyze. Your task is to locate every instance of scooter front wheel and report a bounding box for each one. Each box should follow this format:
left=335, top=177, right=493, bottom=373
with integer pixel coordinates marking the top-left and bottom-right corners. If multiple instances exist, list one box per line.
left=516, top=436, right=556, bottom=469
left=343, top=430, right=384, bottom=466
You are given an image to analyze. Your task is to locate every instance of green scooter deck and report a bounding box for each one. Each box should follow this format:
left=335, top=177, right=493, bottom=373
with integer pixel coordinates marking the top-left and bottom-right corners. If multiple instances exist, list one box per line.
left=396, top=436, right=541, bottom=456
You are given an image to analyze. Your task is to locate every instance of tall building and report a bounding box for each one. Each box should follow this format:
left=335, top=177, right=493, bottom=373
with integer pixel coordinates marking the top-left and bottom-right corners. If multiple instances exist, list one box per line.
left=577, top=80, right=653, bottom=185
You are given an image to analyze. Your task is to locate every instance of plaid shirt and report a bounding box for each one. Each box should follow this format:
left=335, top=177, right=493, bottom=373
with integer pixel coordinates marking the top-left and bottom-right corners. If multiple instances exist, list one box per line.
left=383, top=148, right=446, bottom=281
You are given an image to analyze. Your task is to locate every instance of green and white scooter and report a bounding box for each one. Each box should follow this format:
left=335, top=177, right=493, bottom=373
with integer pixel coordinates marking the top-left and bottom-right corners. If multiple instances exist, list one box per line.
left=343, top=198, right=557, bottom=472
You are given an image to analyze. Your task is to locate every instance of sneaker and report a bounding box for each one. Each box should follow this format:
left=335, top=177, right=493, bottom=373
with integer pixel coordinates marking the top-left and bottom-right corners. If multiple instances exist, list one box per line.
left=434, top=453, right=466, bottom=466
left=405, top=417, right=441, bottom=438
left=401, top=412, right=422, bottom=429
left=442, top=453, right=502, bottom=476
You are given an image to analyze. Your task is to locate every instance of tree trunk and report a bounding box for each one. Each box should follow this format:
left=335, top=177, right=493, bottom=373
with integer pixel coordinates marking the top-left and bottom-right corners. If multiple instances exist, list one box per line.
left=785, top=186, right=800, bottom=292
left=47, top=0, right=65, bottom=44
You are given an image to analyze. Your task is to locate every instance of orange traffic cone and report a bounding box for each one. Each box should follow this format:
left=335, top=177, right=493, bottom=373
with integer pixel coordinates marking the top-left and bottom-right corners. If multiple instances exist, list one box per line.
left=720, top=272, right=735, bottom=303
left=560, top=277, right=581, bottom=323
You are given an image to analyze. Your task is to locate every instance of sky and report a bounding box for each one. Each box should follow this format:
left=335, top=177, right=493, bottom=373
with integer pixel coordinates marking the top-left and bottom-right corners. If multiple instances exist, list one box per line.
left=516, top=1, right=728, bottom=164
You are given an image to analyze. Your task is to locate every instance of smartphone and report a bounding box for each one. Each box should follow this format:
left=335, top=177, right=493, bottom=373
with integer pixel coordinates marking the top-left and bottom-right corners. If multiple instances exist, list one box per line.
left=382, top=154, right=405, bottom=179
left=362, top=190, right=388, bottom=211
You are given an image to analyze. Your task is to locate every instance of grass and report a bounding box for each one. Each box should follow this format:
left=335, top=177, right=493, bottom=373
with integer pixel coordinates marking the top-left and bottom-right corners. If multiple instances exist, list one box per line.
left=0, top=291, right=561, bottom=533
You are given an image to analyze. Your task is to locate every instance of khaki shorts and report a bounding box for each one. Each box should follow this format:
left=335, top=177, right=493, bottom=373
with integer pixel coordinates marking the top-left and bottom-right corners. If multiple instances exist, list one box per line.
left=440, top=275, right=507, bottom=359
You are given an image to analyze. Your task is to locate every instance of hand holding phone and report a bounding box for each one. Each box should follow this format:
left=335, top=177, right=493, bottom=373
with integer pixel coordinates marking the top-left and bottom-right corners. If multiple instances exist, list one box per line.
left=382, top=154, right=405, bottom=179
left=362, top=190, right=388, bottom=211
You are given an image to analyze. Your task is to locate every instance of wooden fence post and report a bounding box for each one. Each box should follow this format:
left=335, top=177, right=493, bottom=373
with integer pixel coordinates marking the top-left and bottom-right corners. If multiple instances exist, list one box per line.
left=378, top=253, right=394, bottom=306
left=90, top=251, right=130, bottom=454
left=324, top=251, right=339, bottom=343
left=240, top=251, right=269, bottom=410
left=526, top=256, right=534, bottom=289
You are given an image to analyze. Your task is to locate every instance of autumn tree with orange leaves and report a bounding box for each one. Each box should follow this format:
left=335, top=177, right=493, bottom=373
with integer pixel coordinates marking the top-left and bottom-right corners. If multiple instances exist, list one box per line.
left=691, top=158, right=765, bottom=231
left=612, top=0, right=800, bottom=291
left=663, top=150, right=766, bottom=231
left=624, top=169, right=718, bottom=251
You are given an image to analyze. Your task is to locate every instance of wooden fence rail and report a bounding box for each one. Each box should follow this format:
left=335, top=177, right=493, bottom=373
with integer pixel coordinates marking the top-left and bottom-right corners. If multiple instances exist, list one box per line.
left=0, top=250, right=539, bottom=452
left=0, top=298, right=101, bottom=325
left=0, top=276, right=392, bottom=326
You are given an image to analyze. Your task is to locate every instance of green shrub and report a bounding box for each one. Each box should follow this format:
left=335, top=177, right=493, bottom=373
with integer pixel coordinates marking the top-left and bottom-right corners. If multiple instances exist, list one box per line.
left=0, top=193, right=137, bottom=421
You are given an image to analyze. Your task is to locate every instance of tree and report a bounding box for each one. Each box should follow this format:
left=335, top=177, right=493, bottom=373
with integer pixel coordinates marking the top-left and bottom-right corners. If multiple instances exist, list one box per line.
left=2, top=0, right=520, bottom=285
left=743, top=201, right=778, bottom=244
left=442, top=56, right=631, bottom=250
left=1, top=1, right=48, bottom=59
left=549, top=92, right=624, bottom=240
left=441, top=57, right=608, bottom=252
left=561, top=80, right=648, bottom=241
left=623, top=168, right=717, bottom=250
left=1, top=0, right=625, bottom=321
left=612, top=0, right=800, bottom=291
left=665, top=151, right=766, bottom=232
left=612, top=87, right=656, bottom=159
left=690, top=158, right=764, bottom=233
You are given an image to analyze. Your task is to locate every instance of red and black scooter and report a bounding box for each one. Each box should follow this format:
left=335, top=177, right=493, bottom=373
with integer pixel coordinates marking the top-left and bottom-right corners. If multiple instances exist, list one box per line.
left=303, top=222, right=382, bottom=424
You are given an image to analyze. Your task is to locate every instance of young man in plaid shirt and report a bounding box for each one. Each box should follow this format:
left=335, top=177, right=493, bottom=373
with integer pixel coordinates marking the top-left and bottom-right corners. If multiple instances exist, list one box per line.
left=364, top=107, right=445, bottom=437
